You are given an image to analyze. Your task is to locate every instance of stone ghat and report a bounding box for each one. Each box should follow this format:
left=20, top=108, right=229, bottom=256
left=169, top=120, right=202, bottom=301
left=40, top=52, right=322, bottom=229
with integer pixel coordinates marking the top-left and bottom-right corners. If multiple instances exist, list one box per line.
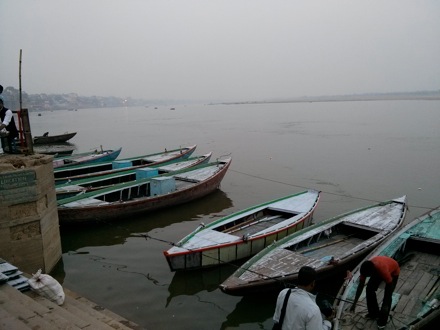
left=0, top=281, right=143, bottom=330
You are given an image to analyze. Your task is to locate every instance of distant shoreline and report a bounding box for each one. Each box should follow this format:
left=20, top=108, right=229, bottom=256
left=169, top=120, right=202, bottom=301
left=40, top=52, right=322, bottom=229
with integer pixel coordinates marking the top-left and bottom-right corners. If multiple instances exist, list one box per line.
left=220, top=93, right=440, bottom=105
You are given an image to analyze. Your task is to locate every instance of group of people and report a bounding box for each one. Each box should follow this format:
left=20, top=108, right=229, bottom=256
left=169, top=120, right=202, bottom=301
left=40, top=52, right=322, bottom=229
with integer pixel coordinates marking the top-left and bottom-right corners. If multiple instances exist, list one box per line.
left=0, top=84, right=19, bottom=153
left=273, top=255, right=400, bottom=330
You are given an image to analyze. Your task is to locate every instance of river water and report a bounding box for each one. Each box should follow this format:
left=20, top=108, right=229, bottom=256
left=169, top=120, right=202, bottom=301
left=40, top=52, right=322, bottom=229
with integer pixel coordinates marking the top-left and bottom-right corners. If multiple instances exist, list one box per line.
left=29, top=100, right=439, bottom=329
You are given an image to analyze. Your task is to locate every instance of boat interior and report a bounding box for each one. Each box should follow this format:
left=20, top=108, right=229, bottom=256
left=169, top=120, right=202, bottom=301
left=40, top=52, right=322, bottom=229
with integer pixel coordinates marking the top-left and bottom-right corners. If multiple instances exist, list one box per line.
left=285, top=223, right=378, bottom=261
left=338, top=233, right=440, bottom=329
left=213, top=208, right=298, bottom=237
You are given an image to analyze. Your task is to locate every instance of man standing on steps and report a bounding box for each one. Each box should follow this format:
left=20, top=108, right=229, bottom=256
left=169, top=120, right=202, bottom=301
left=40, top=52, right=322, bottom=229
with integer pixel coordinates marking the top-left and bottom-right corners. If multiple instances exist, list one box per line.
left=0, top=96, right=19, bottom=153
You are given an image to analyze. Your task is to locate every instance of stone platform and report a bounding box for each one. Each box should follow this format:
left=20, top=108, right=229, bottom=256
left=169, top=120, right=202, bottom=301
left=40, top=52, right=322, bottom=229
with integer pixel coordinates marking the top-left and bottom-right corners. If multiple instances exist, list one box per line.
left=0, top=282, right=143, bottom=330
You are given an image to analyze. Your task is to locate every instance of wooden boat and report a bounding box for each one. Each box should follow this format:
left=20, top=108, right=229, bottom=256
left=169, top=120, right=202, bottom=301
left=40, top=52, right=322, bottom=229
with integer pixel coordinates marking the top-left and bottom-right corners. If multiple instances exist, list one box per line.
left=33, top=132, right=77, bottom=144
left=53, top=145, right=196, bottom=183
left=164, top=190, right=321, bottom=271
left=52, top=147, right=122, bottom=169
left=34, top=143, right=76, bottom=156
left=57, top=158, right=232, bottom=224
left=332, top=207, right=440, bottom=330
left=220, top=196, right=407, bottom=296
left=56, top=152, right=212, bottom=199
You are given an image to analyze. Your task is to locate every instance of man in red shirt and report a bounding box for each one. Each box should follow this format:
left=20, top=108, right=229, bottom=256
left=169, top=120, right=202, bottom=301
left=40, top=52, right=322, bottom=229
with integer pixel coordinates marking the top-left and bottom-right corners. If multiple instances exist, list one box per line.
left=350, top=256, right=400, bottom=328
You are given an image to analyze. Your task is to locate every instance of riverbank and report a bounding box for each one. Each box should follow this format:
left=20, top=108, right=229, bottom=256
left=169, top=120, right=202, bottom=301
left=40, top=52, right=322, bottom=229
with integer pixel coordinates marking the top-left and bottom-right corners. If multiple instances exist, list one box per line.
left=221, top=90, right=440, bottom=105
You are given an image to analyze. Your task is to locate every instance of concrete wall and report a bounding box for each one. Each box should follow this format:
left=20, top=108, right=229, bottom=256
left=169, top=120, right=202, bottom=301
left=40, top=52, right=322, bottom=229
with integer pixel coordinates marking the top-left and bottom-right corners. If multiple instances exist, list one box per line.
left=0, top=154, right=62, bottom=274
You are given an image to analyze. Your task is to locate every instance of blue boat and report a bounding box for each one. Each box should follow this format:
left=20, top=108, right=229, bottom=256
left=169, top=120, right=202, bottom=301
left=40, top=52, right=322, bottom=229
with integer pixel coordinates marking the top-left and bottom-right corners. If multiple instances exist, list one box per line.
left=53, top=145, right=196, bottom=182
left=52, top=147, right=122, bottom=169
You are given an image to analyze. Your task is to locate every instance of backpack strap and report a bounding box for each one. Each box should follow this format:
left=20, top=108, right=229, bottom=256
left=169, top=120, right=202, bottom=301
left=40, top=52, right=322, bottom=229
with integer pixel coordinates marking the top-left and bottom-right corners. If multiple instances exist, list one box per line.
left=278, top=289, right=292, bottom=327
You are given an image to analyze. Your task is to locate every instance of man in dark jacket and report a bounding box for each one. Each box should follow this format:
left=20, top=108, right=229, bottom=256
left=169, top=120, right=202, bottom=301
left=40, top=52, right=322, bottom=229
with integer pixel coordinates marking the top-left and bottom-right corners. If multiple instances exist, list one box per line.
left=0, top=96, right=19, bottom=153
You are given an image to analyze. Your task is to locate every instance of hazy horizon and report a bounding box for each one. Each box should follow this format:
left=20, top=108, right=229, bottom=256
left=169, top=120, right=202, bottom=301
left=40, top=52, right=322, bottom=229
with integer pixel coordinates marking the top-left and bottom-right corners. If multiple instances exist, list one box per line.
left=1, top=1, right=439, bottom=101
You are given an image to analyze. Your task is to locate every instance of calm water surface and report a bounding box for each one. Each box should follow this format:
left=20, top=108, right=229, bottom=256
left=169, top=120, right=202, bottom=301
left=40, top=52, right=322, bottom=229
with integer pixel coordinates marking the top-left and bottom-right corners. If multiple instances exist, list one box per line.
left=30, top=100, right=440, bottom=329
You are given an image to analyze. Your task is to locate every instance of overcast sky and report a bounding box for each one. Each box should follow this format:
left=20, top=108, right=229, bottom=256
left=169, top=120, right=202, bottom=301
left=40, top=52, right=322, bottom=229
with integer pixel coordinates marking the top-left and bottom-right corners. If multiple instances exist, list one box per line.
left=1, top=1, right=439, bottom=101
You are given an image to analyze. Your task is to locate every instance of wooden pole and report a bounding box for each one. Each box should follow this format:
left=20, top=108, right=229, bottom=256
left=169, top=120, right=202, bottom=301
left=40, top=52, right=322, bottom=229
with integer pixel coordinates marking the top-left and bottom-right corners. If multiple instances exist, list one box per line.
left=17, top=49, right=34, bottom=154
left=21, top=108, right=33, bottom=154
left=19, top=49, right=23, bottom=110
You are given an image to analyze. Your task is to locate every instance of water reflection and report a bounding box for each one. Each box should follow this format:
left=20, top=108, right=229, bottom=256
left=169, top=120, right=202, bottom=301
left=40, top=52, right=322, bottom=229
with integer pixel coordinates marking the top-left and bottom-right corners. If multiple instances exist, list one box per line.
left=166, top=264, right=237, bottom=307
left=221, top=292, right=278, bottom=329
left=59, top=190, right=233, bottom=252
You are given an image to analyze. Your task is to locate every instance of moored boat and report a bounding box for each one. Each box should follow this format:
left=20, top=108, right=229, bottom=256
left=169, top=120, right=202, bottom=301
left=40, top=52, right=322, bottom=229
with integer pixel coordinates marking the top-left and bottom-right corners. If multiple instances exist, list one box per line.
left=33, top=131, right=77, bottom=144
left=56, top=152, right=212, bottom=199
left=57, top=157, right=232, bottom=224
left=332, top=207, right=440, bottom=330
left=164, top=190, right=321, bottom=271
left=34, top=142, right=76, bottom=156
left=220, top=196, right=407, bottom=296
left=53, top=145, right=196, bottom=183
left=52, top=147, right=122, bottom=169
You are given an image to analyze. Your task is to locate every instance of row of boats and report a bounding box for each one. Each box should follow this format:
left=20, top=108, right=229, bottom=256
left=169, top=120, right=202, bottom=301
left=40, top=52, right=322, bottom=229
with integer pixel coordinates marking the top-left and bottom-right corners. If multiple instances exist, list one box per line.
left=51, top=145, right=231, bottom=223
left=166, top=192, right=439, bottom=329
left=47, top=143, right=439, bottom=329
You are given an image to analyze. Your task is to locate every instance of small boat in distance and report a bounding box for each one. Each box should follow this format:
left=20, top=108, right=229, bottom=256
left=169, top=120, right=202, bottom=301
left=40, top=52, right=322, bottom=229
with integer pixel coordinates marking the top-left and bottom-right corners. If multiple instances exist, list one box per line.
left=33, top=132, right=77, bottom=144
left=220, top=196, right=407, bottom=296
left=53, top=145, right=197, bottom=183
left=164, top=190, right=321, bottom=271
left=333, top=207, right=440, bottom=330
left=34, top=142, right=76, bottom=156
left=57, top=157, right=232, bottom=224
left=52, top=147, right=122, bottom=169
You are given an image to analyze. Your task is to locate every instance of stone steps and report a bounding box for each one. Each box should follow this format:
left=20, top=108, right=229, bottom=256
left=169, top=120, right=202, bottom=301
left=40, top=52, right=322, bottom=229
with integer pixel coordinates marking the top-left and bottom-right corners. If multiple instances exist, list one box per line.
left=0, top=282, right=142, bottom=330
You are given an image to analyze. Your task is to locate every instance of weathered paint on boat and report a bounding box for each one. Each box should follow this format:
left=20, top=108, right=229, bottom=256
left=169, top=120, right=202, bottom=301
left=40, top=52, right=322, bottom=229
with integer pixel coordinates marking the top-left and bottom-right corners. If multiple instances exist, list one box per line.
left=52, top=148, right=122, bottom=169
left=57, top=158, right=231, bottom=224
left=56, top=152, right=212, bottom=199
left=220, top=196, right=407, bottom=296
left=164, top=190, right=321, bottom=271
left=333, top=207, right=440, bottom=330
left=54, top=145, right=196, bottom=183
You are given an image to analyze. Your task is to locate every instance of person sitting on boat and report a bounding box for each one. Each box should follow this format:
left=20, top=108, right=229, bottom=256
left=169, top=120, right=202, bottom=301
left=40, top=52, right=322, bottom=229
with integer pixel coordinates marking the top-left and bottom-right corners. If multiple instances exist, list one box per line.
left=0, top=96, right=19, bottom=153
left=350, top=256, right=400, bottom=329
left=273, top=266, right=332, bottom=330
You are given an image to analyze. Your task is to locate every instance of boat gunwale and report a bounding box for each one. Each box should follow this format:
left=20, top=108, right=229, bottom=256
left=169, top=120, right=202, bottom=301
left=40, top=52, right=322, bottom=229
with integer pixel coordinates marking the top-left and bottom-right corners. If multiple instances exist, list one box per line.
left=163, top=209, right=314, bottom=257
left=57, top=158, right=232, bottom=223
left=33, top=131, right=77, bottom=144
left=174, top=190, right=320, bottom=245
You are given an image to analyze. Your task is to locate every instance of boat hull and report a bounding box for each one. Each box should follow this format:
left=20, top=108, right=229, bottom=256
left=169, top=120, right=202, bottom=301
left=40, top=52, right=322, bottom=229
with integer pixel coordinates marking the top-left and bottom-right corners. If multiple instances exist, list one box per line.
left=58, top=159, right=231, bottom=224
left=53, top=148, right=122, bottom=168
left=33, top=132, right=77, bottom=144
left=164, top=190, right=321, bottom=271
